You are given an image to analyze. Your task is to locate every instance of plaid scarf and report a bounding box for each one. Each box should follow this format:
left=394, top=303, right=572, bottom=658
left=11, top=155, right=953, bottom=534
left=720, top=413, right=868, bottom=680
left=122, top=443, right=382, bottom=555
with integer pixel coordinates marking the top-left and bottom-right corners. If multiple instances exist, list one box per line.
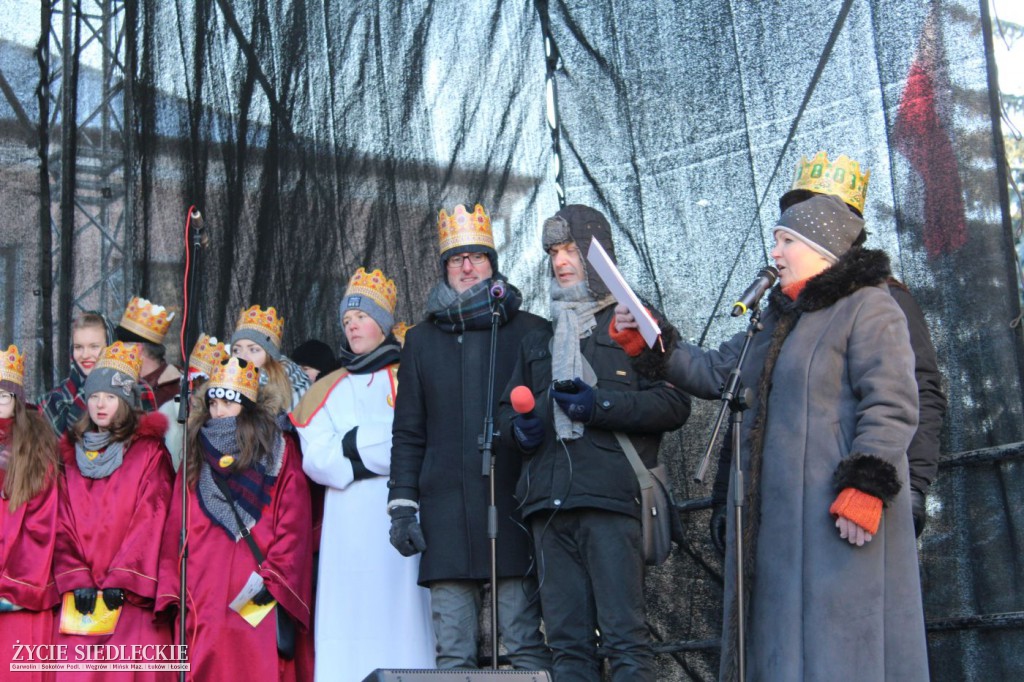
left=40, top=362, right=88, bottom=436
left=425, top=277, right=524, bottom=333
left=196, top=416, right=284, bottom=541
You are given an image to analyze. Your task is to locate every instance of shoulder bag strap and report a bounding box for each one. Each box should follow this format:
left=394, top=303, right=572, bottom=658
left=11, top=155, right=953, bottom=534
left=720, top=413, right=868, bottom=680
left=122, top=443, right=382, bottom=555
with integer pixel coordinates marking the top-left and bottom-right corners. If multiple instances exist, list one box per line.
left=578, top=351, right=653, bottom=490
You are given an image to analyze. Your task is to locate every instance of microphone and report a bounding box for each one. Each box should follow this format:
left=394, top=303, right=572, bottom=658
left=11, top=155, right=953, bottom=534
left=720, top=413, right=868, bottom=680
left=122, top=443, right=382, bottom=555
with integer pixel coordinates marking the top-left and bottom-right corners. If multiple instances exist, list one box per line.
left=489, top=279, right=508, bottom=300
left=510, top=385, right=536, bottom=419
left=189, top=209, right=210, bottom=248
left=731, top=266, right=780, bottom=317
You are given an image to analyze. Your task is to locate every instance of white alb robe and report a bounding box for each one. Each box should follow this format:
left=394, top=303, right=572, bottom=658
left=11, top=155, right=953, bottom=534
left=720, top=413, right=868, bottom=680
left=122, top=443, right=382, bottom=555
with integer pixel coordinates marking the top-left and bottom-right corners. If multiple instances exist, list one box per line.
left=297, top=366, right=435, bottom=679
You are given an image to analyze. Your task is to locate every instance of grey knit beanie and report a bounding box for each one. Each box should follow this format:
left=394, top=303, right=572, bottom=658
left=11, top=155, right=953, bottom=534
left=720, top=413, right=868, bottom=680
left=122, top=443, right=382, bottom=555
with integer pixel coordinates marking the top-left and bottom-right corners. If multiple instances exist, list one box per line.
left=773, top=194, right=864, bottom=263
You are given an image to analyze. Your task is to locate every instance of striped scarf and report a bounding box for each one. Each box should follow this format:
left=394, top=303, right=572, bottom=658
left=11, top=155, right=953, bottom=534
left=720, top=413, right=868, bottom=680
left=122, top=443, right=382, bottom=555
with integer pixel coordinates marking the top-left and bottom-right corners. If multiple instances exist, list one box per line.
left=196, top=416, right=284, bottom=541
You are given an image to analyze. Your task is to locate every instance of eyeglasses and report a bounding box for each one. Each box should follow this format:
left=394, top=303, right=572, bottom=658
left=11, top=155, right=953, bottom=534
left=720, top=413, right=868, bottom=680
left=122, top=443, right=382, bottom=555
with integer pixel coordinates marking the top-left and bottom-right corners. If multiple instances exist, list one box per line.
left=445, top=252, right=489, bottom=269
left=0, top=392, right=14, bottom=405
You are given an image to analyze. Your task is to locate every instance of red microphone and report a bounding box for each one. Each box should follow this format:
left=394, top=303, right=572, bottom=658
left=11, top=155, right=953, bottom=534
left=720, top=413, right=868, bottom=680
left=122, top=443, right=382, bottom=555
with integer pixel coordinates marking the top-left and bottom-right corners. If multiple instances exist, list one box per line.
left=510, top=386, right=536, bottom=418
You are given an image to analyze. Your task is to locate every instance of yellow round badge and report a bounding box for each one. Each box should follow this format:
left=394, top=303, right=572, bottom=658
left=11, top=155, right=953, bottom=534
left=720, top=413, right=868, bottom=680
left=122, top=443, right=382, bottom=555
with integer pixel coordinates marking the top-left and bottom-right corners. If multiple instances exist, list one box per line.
left=85, top=450, right=100, bottom=461
left=219, top=455, right=235, bottom=468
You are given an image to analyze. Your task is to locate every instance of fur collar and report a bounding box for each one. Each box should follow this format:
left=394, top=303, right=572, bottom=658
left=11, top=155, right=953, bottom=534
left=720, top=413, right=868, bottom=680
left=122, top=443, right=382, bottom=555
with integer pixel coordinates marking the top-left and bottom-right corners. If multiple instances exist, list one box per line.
left=769, top=248, right=892, bottom=315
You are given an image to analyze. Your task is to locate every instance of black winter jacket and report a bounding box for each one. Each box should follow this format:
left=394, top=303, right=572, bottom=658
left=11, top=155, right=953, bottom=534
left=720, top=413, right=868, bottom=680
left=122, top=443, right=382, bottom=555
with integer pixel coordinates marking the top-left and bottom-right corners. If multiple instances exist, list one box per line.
left=497, top=305, right=691, bottom=520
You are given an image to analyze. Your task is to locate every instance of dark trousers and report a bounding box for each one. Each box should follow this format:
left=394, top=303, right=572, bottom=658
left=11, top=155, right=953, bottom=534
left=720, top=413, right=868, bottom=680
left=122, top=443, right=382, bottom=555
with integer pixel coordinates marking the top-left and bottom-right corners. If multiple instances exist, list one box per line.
left=531, top=508, right=654, bottom=682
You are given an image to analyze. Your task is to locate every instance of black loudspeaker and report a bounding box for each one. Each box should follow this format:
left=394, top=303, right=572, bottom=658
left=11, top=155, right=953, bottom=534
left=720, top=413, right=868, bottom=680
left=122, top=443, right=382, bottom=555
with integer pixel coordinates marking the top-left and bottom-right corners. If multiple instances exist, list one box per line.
left=361, top=671, right=551, bottom=682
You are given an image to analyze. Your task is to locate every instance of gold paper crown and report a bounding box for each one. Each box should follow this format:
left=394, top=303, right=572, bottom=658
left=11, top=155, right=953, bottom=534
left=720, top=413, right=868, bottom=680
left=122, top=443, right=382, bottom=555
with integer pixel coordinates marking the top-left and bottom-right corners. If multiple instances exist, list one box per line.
left=209, top=356, right=261, bottom=402
left=437, top=204, right=494, bottom=255
left=188, top=334, right=228, bottom=378
left=235, top=305, right=285, bottom=350
left=345, top=268, right=398, bottom=314
left=119, top=296, right=175, bottom=344
left=391, top=322, right=412, bottom=346
left=1, top=344, right=25, bottom=388
left=95, top=342, right=144, bottom=380
left=789, top=152, right=871, bottom=214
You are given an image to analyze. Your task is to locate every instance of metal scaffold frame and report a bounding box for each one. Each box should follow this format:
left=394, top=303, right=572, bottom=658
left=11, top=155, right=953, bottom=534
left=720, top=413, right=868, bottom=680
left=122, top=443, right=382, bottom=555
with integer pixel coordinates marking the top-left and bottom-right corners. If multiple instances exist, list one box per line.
left=41, top=0, right=134, bottom=382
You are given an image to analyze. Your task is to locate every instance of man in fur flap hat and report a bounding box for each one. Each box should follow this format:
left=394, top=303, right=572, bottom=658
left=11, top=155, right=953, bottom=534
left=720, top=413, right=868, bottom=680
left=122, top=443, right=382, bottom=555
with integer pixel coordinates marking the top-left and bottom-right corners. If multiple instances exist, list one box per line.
left=498, top=204, right=691, bottom=681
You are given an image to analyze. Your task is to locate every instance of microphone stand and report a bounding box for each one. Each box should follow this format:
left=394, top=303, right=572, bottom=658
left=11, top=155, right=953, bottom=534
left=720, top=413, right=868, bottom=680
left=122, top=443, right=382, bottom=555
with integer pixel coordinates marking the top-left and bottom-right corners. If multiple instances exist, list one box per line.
left=176, top=208, right=205, bottom=682
left=478, top=289, right=502, bottom=670
left=693, top=305, right=765, bottom=682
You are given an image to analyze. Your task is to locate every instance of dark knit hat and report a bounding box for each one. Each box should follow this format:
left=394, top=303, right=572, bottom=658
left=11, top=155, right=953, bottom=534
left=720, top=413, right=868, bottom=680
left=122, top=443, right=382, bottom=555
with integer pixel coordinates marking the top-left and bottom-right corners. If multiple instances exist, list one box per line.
left=773, top=194, right=864, bottom=263
left=291, top=340, right=337, bottom=377
left=542, top=204, right=616, bottom=298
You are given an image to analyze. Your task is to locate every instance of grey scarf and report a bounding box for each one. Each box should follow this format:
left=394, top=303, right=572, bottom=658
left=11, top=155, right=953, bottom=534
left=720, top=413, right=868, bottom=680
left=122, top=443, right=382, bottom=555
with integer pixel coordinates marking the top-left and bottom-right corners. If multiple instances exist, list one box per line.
left=549, top=279, right=613, bottom=440
left=75, top=431, right=126, bottom=479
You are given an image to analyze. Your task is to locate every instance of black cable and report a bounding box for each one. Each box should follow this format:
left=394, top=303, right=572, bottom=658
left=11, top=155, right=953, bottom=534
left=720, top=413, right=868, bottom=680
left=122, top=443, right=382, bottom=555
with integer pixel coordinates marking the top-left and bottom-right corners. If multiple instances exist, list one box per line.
left=697, top=0, right=856, bottom=347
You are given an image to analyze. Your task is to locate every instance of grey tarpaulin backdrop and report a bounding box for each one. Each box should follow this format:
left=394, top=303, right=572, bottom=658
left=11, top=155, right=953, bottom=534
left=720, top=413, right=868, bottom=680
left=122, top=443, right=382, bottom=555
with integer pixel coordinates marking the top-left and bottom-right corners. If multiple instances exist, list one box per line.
left=0, top=0, right=1019, bottom=679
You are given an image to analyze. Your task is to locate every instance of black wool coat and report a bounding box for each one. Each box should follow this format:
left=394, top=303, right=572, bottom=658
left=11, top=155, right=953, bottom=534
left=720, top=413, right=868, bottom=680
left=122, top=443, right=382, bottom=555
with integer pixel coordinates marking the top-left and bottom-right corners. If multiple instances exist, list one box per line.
left=389, top=308, right=549, bottom=585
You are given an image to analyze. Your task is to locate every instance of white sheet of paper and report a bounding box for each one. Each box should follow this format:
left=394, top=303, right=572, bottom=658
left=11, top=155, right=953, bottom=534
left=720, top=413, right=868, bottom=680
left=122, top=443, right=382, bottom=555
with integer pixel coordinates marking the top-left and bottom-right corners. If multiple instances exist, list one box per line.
left=229, top=571, right=265, bottom=612
left=586, top=239, right=662, bottom=348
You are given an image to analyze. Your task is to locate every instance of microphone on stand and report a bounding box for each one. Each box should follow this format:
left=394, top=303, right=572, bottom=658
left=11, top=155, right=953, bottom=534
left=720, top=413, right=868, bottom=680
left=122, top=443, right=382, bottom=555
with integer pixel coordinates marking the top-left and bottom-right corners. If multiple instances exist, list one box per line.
left=489, top=279, right=508, bottom=300
left=731, top=266, right=780, bottom=317
left=189, top=209, right=209, bottom=248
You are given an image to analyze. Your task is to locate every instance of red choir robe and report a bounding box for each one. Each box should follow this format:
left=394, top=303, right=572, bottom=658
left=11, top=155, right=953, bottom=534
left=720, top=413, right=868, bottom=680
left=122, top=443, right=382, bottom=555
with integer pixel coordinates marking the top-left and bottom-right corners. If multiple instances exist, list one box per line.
left=54, top=412, right=175, bottom=681
left=0, top=460, right=60, bottom=682
left=155, top=435, right=314, bottom=681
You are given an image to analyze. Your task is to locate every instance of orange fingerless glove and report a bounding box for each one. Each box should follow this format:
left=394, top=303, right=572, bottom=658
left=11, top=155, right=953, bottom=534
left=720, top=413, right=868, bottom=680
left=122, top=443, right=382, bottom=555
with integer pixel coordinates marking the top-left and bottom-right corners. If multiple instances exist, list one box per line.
left=608, top=318, right=646, bottom=357
left=829, top=487, right=883, bottom=535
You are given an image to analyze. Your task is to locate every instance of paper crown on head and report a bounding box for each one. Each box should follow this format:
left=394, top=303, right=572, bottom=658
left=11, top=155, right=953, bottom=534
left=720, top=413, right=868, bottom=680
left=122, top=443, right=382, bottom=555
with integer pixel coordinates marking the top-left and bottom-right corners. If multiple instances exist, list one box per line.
left=208, top=356, right=261, bottom=403
left=188, top=334, right=228, bottom=379
left=345, top=268, right=398, bottom=315
left=119, top=296, right=175, bottom=344
left=437, top=204, right=495, bottom=256
left=95, top=341, right=144, bottom=379
left=1, top=344, right=25, bottom=399
left=788, top=151, right=871, bottom=214
left=234, top=305, right=285, bottom=351
left=391, top=322, right=412, bottom=346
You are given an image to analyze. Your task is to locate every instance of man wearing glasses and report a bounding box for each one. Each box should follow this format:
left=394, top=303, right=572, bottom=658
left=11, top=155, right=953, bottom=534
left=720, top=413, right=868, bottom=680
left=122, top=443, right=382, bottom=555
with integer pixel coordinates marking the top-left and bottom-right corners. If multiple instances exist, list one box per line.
left=388, top=204, right=551, bottom=672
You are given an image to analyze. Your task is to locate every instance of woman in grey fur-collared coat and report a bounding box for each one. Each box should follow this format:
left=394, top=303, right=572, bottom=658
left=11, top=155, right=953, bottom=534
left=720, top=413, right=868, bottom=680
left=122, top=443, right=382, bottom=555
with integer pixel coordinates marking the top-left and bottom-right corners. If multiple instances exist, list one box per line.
left=615, top=194, right=929, bottom=681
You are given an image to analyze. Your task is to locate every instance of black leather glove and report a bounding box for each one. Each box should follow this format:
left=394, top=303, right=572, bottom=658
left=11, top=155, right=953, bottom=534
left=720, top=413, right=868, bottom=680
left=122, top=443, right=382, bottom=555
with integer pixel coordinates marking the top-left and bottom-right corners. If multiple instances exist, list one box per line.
left=709, top=503, right=727, bottom=557
left=512, top=414, right=544, bottom=450
left=910, top=488, right=926, bottom=537
left=73, top=588, right=97, bottom=615
left=389, top=506, right=426, bottom=557
left=251, top=585, right=276, bottom=606
left=102, top=588, right=124, bottom=611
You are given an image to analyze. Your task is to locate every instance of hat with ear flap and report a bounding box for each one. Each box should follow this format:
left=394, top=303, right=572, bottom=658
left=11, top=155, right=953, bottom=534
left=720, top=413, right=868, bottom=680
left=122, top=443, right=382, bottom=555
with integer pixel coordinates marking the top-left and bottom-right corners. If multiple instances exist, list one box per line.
left=542, top=204, right=616, bottom=299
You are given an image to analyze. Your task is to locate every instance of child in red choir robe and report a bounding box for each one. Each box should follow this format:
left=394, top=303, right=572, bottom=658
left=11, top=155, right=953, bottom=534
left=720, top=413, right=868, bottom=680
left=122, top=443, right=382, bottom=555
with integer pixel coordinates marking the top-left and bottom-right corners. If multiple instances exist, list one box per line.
left=0, top=345, right=60, bottom=682
left=54, top=342, right=175, bottom=681
left=156, top=357, right=313, bottom=681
